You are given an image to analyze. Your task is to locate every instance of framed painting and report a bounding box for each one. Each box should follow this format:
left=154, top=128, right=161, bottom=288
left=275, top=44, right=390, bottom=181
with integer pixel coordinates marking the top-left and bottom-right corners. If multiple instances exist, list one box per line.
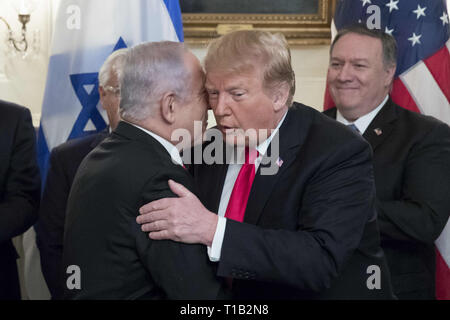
left=181, top=0, right=335, bottom=45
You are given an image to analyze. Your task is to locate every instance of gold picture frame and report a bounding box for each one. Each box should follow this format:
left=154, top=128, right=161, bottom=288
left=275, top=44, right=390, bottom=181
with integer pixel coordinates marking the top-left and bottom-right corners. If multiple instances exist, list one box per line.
left=182, top=0, right=335, bottom=46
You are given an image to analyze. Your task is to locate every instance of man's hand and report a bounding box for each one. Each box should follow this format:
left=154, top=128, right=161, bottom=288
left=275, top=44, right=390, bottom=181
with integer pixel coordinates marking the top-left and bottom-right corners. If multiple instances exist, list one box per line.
left=136, top=179, right=218, bottom=246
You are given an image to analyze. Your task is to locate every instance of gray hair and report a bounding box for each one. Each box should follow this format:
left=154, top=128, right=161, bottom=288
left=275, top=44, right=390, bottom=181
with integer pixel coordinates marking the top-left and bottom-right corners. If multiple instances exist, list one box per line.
left=98, top=48, right=128, bottom=87
left=330, top=24, right=397, bottom=70
left=119, top=41, right=192, bottom=122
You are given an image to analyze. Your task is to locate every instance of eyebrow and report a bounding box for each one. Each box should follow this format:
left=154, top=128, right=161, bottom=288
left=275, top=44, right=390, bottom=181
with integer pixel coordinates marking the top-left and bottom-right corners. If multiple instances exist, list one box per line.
left=330, top=57, right=370, bottom=64
left=205, top=83, right=247, bottom=92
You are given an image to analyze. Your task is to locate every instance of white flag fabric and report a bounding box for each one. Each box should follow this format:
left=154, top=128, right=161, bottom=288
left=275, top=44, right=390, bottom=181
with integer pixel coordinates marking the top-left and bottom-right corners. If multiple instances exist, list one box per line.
left=37, top=0, right=184, bottom=177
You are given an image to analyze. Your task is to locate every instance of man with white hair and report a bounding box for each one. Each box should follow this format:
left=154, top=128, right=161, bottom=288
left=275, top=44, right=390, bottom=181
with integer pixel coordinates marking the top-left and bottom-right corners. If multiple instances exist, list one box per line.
left=36, top=48, right=127, bottom=299
left=62, top=41, right=221, bottom=299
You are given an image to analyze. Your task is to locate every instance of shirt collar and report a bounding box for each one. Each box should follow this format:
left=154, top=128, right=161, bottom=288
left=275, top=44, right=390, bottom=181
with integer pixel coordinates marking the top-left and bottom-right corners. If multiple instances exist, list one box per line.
left=125, top=121, right=184, bottom=167
left=336, top=95, right=388, bottom=134
left=256, top=110, right=288, bottom=157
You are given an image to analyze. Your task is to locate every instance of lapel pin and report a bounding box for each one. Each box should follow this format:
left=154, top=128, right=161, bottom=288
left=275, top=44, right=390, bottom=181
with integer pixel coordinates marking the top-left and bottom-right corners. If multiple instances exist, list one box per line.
left=374, top=128, right=382, bottom=136
left=276, top=157, right=284, bottom=168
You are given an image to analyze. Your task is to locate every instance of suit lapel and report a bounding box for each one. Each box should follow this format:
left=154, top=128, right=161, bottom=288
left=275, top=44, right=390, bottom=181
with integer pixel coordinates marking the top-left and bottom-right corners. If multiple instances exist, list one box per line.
left=244, top=105, right=310, bottom=225
left=362, top=99, right=398, bottom=151
left=323, top=100, right=399, bottom=152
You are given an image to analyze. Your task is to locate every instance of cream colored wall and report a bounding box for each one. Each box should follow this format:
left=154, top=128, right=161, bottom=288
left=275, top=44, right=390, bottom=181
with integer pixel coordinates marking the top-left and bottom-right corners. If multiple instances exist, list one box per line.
left=0, top=0, right=55, bottom=127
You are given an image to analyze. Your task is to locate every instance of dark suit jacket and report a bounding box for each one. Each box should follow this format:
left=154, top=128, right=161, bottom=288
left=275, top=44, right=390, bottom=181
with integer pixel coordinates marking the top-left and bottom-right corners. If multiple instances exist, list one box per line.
left=192, top=102, right=395, bottom=299
left=0, top=100, right=40, bottom=299
left=62, top=121, right=224, bottom=299
left=36, top=131, right=107, bottom=299
left=324, top=99, right=450, bottom=299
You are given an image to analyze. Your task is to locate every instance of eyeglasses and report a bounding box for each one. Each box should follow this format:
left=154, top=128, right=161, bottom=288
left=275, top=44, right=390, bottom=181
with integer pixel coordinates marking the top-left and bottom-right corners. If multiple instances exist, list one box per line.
left=103, top=85, right=120, bottom=95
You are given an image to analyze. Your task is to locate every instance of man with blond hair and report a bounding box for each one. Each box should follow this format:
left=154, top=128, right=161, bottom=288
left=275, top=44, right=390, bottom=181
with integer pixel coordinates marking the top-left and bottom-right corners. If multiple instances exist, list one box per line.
left=137, top=30, right=395, bottom=299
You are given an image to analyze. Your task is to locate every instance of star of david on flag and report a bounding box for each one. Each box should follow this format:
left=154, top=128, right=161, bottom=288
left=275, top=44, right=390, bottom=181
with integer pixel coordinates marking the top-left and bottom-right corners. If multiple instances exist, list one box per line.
left=37, top=0, right=184, bottom=183
left=324, top=0, right=450, bottom=300
left=68, top=38, right=127, bottom=139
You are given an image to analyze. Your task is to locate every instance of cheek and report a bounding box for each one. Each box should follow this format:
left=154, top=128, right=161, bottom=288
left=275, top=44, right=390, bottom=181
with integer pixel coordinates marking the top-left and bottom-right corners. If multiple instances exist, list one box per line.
left=230, top=104, right=251, bottom=127
left=326, top=70, right=336, bottom=85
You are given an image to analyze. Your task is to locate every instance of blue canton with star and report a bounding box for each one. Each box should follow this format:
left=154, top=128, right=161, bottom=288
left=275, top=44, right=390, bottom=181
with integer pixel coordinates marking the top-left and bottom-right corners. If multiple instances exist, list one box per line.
left=68, top=37, right=127, bottom=140
left=334, top=0, right=450, bottom=76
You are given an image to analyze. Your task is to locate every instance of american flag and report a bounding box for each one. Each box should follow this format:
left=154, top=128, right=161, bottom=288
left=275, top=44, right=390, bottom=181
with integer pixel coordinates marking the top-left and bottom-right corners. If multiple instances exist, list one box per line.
left=324, top=0, right=450, bottom=299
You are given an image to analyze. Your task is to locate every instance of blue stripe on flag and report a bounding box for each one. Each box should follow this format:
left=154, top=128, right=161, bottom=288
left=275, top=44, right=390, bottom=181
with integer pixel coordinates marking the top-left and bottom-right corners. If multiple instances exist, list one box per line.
left=37, top=125, right=50, bottom=189
left=163, top=0, right=184, bottom=42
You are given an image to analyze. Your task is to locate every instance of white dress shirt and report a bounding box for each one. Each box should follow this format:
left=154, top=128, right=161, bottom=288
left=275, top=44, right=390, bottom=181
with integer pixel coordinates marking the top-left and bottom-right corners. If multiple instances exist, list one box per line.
left=336, top=95, right=388, bottom=134
left=126, top=121, right=184, bottom=167
left=208, top=111, right=288, bottom=261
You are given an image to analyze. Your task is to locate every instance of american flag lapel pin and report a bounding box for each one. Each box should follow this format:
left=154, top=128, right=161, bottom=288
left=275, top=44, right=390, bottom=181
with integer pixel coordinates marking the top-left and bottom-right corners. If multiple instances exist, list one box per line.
left=276, top=157, right=284, bottom=167
left=374, top=128, right=382, bottom=136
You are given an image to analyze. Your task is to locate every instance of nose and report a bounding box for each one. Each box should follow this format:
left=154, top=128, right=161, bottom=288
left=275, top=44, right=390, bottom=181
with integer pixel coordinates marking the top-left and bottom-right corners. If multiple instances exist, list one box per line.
left=336, top=63, right=353, bottom=82
left=212, top=93, right=230, bottom=117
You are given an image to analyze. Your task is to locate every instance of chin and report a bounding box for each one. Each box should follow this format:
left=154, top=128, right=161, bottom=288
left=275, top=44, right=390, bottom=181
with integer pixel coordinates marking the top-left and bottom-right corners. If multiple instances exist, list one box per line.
left=335, top=99, right=359, bottom=111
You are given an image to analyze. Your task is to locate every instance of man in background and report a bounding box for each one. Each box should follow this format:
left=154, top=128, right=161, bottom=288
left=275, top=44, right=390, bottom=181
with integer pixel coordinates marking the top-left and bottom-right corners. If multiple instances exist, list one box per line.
left=36, top=48, right=127, bottom=299
left=0, top=100, right=40, bottom=300
left=324, top=25, right=450, bottom=299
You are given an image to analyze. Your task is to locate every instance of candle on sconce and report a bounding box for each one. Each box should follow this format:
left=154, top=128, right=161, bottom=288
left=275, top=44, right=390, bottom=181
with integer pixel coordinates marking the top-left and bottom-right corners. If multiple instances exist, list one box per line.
left=18, top=0, right=29, bottom=15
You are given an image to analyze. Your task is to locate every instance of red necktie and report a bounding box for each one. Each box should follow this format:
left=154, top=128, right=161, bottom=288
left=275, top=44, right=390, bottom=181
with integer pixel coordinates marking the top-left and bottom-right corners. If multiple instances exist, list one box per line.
left=224, top=148, right=258, bottom=222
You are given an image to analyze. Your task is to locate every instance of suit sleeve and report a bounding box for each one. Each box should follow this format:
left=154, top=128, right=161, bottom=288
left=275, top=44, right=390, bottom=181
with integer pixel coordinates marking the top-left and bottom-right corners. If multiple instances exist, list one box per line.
left=376, top=122, right=450, bottom=244
left=35, top=148, right=70, bottom=299
left=0, top=108, right=40, bottom=243
left=134, top=170, right=227, bottom=299
left=217, top=136, right=376, bottom=292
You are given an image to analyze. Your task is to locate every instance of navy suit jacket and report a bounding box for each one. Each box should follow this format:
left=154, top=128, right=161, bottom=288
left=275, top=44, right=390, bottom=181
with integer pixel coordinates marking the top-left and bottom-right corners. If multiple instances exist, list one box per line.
left=36, top=131, right=107, bottom=299
left=192, top=102, right=395, bottom=299
left=324, top=99, right=450, bottom=299
left=0, top=100, right=40, bottom=299
left=62, top=122, right=225, bottom=299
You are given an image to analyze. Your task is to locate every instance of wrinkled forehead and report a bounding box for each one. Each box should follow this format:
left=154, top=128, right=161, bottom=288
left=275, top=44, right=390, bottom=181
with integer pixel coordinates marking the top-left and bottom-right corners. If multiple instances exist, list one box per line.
left=205, top=65, right=264, bottom=89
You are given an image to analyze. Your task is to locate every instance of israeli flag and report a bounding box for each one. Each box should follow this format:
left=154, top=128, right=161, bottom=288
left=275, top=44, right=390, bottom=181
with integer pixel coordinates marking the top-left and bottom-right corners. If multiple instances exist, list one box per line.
left=37, top=0, right=184, bottom=180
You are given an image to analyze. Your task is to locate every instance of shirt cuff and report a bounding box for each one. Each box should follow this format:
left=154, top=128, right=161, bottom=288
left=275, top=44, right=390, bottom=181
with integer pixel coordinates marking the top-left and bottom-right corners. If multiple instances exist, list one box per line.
left=207, top=216, right=227, bottom=262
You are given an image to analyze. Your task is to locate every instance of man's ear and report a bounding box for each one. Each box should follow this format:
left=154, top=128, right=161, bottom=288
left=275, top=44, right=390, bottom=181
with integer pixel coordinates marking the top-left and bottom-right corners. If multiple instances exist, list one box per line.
left=160, top=92, right=176, bottom=124
left=99, top=86, right=106, bottom=100
left=272, top=83, right=290, bottom=111
left=384, top=65, right=396, bottom=88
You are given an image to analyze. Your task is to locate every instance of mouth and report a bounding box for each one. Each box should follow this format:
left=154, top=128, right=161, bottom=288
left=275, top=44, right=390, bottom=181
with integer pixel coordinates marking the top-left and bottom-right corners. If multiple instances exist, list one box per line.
left=335, top=87, right=359, bottom=91
left=219, top=125, right=240, bottom=134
